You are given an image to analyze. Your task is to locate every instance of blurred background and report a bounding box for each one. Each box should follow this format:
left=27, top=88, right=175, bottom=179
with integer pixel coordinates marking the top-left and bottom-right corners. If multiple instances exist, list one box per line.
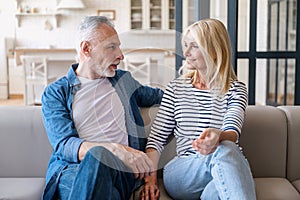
left=0, top=0, right=298, bottom=106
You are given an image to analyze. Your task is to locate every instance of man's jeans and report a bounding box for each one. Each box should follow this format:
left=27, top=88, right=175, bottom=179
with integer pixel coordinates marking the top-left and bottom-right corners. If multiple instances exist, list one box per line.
left=57, top=146, right=136, bottom=200
left=163, top=141, right=256, bottom=200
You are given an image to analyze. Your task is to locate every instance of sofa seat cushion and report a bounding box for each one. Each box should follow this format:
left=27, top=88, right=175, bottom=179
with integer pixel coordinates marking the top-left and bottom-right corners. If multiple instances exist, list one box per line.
left=255, top=178, right=300, bottom=200
left=292, top=180, right=300, bottom=193
left=157, top=178, right=172, bottom=200
left=135, top=178, right=300, bottom=200
left=0, top=178, right=45, bottom=200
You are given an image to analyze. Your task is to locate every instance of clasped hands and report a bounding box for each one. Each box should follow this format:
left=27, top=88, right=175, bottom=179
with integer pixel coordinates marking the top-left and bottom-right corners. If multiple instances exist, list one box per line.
left=112, top=144, right=154, bottom=179
left=113, top=144, right=160, bottom=200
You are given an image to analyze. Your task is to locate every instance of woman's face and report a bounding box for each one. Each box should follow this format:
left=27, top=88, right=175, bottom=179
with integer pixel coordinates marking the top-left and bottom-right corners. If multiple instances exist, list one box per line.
left=182, top=31, right=206, bottom=72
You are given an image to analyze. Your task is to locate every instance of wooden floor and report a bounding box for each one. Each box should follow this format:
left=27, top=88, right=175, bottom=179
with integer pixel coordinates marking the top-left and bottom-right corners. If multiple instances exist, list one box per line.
left=0, top=95, right=24, bottom=106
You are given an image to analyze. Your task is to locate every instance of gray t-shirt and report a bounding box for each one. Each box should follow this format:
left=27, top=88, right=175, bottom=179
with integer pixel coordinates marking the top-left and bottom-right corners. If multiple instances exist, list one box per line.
left=72, top=76, right=128, bottom=145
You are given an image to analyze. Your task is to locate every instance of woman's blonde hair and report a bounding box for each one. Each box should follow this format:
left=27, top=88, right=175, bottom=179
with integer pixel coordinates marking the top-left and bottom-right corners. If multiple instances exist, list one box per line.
left=180, top=18, right=237, bottom=95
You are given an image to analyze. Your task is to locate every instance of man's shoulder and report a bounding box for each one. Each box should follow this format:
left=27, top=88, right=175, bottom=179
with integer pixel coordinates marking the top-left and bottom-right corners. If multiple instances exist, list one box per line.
left=110, top=69, right=133, bottom=83
left=50, top=76, right=69, bottom=87
left=44, top=76, right=71, bottom=96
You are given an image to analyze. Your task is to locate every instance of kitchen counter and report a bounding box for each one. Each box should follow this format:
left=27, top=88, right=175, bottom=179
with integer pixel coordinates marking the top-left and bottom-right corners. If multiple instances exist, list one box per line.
left=14, top=47, right=77, bottom=65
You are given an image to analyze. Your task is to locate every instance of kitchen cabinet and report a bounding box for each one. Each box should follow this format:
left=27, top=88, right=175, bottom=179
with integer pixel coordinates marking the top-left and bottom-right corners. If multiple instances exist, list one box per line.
left=130, top=0, right=175, bottom=31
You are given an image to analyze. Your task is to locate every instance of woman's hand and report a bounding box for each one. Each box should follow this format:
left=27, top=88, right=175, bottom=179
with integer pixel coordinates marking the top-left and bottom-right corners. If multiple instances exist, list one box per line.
left=192, top=128, right=221, bottom=155
left=141, top=175, right=160, bottom=200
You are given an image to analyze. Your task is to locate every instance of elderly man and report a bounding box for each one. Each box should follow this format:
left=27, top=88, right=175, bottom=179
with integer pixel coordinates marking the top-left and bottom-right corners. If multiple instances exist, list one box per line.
left=41, top=16, right=163, bottom=200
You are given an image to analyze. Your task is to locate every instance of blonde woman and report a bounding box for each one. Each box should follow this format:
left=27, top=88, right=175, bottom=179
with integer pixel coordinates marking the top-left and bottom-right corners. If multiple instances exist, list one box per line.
left=142, top=18, right=256, bottom=200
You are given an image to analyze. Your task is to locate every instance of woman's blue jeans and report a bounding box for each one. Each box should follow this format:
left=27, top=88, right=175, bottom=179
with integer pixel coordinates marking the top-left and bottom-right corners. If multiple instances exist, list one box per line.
left=163, top=141, right=256, bottom=200
left=57, top=146, right=136, bottom=200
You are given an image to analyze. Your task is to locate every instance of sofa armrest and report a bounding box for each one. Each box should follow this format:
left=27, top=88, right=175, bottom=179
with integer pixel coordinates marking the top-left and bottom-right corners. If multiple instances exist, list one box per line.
left=278, top=106, right=300, bottom=183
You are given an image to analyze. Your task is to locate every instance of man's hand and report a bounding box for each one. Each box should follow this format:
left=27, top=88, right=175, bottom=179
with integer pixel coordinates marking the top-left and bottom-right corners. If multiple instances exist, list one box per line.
left=79, top=142, right=154, bottom=179
left=114, top=144, right=154, bottom=179
left=192, top=128, right=221, bottom=155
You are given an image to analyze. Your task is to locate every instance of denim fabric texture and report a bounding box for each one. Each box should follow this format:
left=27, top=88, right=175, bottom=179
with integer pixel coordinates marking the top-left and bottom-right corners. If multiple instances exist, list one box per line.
left=163, top=141, right=256, bottom=200
left=58, top=146, right=135, bottom=200
left=42, top=64, right=163, bottom=199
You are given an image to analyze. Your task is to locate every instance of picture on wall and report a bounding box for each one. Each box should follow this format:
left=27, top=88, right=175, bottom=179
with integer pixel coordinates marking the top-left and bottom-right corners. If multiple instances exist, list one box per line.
left=97, top=10, right=115, bottom=20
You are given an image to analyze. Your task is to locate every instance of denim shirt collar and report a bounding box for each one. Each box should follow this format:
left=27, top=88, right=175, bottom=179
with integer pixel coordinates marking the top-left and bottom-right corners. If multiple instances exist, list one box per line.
left=67, top=63, right=81, bottom=95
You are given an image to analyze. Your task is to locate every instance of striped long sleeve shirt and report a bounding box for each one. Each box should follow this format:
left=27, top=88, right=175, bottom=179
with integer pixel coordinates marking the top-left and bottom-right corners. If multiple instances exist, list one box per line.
left=146, top=77, right=248, bottom=157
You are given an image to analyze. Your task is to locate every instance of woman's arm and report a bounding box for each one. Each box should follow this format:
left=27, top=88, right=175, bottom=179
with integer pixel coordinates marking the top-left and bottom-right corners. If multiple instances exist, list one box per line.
left=192, top=81, right=247, bottom=155
left=222, top=81, right=248, bottom=140
left=141, top=148, right=161, bottom=200
left=141, top=81, right=177, bottom=200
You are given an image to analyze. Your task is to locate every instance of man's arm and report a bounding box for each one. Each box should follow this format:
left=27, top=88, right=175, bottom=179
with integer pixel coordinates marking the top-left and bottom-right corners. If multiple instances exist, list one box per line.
left=135, top=85, right=164, bottom=107
left=42, top=81, right=83, bottom=163
left=78, top=141, right=155, bottom=180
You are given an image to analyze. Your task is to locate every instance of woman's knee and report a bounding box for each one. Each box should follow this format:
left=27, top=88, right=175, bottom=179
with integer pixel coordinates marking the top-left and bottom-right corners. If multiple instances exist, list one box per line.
left=218, top=140, right=240, bottom=152
left=213, top=140, right=244, bottom=159
left=211, top=141, right=251, bottom=171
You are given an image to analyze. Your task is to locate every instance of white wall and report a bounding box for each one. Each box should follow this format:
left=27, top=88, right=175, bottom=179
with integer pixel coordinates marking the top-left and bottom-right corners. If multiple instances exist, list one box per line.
left=14, top=0, right=175, bottom=49
left=0, top=1, right=16, bottom=98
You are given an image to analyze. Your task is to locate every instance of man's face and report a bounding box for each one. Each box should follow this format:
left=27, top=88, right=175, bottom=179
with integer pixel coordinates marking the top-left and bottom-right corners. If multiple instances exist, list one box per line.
left=89, top=24, right=124, bottom=77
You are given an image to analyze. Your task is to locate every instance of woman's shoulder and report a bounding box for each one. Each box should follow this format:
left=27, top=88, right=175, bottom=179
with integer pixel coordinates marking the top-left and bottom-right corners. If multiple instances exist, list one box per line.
left=227, top=80, right=248, bottom=100
left=230, top=80, right=247, bottom=90
left=164, top=76, right=190, bottom=89
left=169, top=76, right=191, bottom=85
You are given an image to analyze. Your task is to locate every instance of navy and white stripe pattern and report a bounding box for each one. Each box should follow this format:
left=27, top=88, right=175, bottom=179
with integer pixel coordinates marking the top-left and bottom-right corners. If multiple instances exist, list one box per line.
left=146, top=77, right=248, bottom=157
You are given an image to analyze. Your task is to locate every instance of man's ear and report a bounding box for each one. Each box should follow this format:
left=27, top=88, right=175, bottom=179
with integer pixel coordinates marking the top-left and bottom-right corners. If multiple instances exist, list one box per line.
left=80, top=41, right=91, bottom=56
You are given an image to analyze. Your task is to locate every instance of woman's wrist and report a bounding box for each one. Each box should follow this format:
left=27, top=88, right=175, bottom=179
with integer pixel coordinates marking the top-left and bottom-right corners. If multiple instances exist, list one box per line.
left=219, top=130, right=238, bottom=142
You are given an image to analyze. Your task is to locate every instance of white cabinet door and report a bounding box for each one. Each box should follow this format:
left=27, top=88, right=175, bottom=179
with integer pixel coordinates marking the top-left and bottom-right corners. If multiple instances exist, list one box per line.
left=130, top=0, right=175, bottom=31
left=130, top=0, right=144, bottom=30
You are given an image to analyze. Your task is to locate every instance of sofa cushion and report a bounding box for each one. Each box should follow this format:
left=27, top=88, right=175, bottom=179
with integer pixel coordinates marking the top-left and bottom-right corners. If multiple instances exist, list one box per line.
left=0, top=106, right=52, bottom=177
left=239, top=106, right=287, bottom=178
left=292, top=180, right=300, bottom=193
left=0, top=178, right=45, bottom=200
left=254, top=178, right=300, bottom=200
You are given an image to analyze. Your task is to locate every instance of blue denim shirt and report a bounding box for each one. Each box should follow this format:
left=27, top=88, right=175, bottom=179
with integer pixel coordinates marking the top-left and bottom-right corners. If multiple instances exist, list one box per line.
left=42, top=64, right=163, bottom=199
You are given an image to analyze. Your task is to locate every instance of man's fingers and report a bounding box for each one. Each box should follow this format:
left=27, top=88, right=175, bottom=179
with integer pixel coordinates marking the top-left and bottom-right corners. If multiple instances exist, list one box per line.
left=127, top=152, right=153, bottom=179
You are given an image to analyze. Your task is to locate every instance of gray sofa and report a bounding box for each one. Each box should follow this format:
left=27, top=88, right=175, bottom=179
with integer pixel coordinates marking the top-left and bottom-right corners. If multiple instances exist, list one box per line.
left=0, top=105, right=299, bottom=200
